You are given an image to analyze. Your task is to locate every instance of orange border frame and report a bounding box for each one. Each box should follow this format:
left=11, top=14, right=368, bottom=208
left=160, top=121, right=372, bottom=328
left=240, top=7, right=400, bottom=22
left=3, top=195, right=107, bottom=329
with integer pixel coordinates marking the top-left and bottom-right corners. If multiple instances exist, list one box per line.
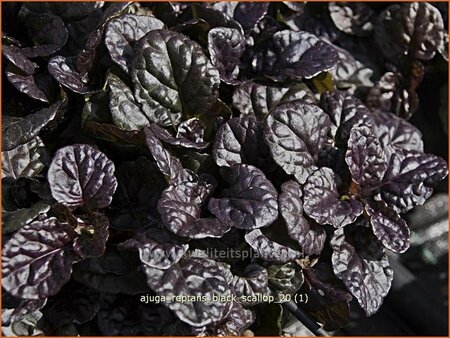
left=0, top=1, right=448, bottom=338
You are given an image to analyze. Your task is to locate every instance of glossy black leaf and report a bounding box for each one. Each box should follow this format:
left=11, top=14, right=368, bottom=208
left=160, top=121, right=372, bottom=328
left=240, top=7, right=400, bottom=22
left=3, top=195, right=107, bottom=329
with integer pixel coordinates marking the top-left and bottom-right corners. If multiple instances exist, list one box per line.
left=266, top=30, right=340, bottom=80
left=48, top=144, right=118, bottom=209
left=131, top=29, right=220, bottom=127
left=279, top=180, right=326, bottom=255
left=207, top=27, right=245, bottom=84
left=142, top=255, right=233, bottom=327
left=330, top=227, right=394, bottom=316
left=375, top=2, right=444, bottom=60
left=212, top=117, right=269, bottom=168
left=2, top=101, right=64, bottom=151
left=380, top=149, right=448, bottom=213
left=107, top=72, right=150, bottom=131
left=264, top=101, right=331, bottom=183
left=209, top=164, right=278, bottom=230
left=48, top=56, right=90, bottom=94
left=328, top=3, right=375, bottom=37
left=2, top=201, right=51, bottom=235
left=213, top=302, right=255, bottom=336
left=2, top=138, right=46, bottom=179
left=2, top=46, right=38, bottom=75
left=245, top=229, right=303, bottom=263
left=149, top=122, right=208, bottom=150
left=232, top=81, right=316, bottom=120
left=158, top=179, right=230, bottom=239
left=345, top=123, right=387, bottom=187
left=2, top=217, right=78, bottom=299
left=267, top=261, right=304, bottom=297
left=105, top=14, right=165, bottom=73
left=2, top=294, right=47, bottom=327
left=303, top=168, right=363, bottom=228
left=5, top=68, right=48, bottom=103
left=120, top=228, right=188, bottom=269
left=212, top=2, right=269, bottom=32
left=365, top=200, right=410, bottom=254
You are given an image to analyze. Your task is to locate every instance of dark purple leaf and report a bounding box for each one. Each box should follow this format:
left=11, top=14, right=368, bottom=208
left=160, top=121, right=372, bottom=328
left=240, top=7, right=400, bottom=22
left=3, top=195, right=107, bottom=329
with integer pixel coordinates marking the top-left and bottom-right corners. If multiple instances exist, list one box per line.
left=375, top=2, right=444, bottom=60
left=76, top=25, right=105, bottom=77
left=208, top=164, right=278, bottom=230
left=142, top=255, right=233, bottom=327
left=105, top=14, right=164, bottom=73
left=107, top=72, right=149, bottom=131
left=207, top=27, right=245, bottom=84
left=120, top=228, right=188, bottom=269
left=330, top=227, right=394, bottom=316
left=144, top=126, right=195, bottom=184
left=2, top=217, right=78, bottom=300
left=233, top=2, right=269, bottom=32
left=20, top=13, right=68, bottom=57
left=73, top=213, right=110, bottom=259
left=2, top=137, right=46, bottom=179
left=366, top=200, right=410, bottom=254
left=279, top=180, right=326, bottom=255
left=149, top=122, right=208, bottom=150
left=47, top=144, right=118, bottom=209
left=232, top=81, right=316, bottom=120
left=328, top=3, right=375, bottom=37
left=2, top=201, right=51, bottom=235
left=264, top=101, right=331, bottom=183
left=303, top=168, right=364, bottom=228
left=48, top=56, right=90, bottom=94
left=267, top=261, right=304, bottom=296
left=245, top=229, right=303, bottom=263
left=267, top=30, right=340, bottom=80
left=131, top=29, right=220, bottom=127
left=345, top=123, right=387, bottom=187
left=319, top=90, right=370, bottom=140
left=5, top=67, right=48, bottom=103
left=2, top=101, right=64, bottom=151
left=212, top=117, right=270, bottom=168
left=193, top=4, right=244, bottom=34
left=2, top=46, right=38, bottom=75
left=158, top=179, right=230, bottom=239
left=380, top=149, right=448, bottom=213
left=2, top=295, right=47, bottom=327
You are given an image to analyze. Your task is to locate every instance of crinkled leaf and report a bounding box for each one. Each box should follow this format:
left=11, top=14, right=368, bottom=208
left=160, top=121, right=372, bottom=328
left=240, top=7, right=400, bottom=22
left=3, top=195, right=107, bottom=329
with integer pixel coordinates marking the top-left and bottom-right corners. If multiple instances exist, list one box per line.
left=158, top=180, right=230, bottom=239
left=212, top=117, right=270, bottom=168
left=48, top=144, right=118, bottom=209
left=2, top=217, right=78, bottom=300
left=232, top=81, right=315, bottom=120
left=219, top=262, right=270, bottom=306
left=380, top=149, right=448, bottom=213
left=109, top=157, right=165, bottom=230
left=20, top=12, right=68, bottom=57
left=2, top=101, right=64, bottom=151
left=48, top=56, right=90, bottom=94
left=144, top=126, right=194, bottom=184
left=143, top=255, right=233, bottom=327
left=346, top=123, right=387, bottom=187
left=2, top=294, right=47, bottom=326
left=149, top=122, right=208, bottom=150
left=73, top=213, right=110, bottom=259
left=209, top=164, right=278, bottom=230
left=207, top=27, right=245, bottom=84
left=72, top=249, right=149, bottom=295
left=319, top=90, right=370, bottom=141
left=213, top=302, right=255, bottom=336
left=264, top=101, right=331, bottom=183
left=193, top=4, right=244, bottom=33
left=245, top=229, right=302, bottom=263
left=2, top=201, right=51, bottom=235
left=330, top=227, right=394, bottom=316
left=2, top=311, right=44, bottom=336
left=267, top=261, right=304, bottom=297
left=212, top=2, right=269, bottom=32
left=375, top=2, right=444, bottom=60
left=279, top=180, right=326, bottom=255
left=329, top=3, right=375, bottom=37
left=120, top=228, right=188, bottom=269
left=266, top=30, right=340, bottom=80
left=366, top=200, right=410, bottom=254
left=303, top=168, right=363, bottom=228
left=131, top=29, right=220, bottom=127
left=2, top=46, right=38, bottom=75
left=2, top=138, right=46, bottom=179
left=105, top=14, right=165, bottom=73
left=84, top=121, right=146, bottom=146
left=5, top=68, right=48, bottom=103
left=107, top=73, right=150, bottom=131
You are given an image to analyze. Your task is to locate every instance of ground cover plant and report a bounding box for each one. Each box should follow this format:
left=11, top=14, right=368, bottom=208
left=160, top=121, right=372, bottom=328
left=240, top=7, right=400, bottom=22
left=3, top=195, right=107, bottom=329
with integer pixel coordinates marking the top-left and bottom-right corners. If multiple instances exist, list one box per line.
left=1, top=2, right=448, bottom=336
